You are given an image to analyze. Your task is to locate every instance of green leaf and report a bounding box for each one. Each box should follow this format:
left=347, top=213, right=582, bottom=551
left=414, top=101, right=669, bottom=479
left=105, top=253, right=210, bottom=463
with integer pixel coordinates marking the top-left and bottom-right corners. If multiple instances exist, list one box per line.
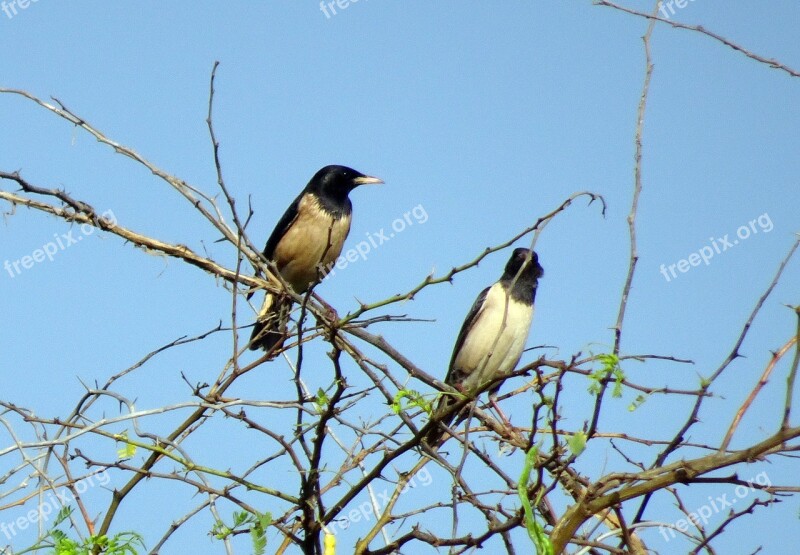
left=249, top=511, right=271, bottom=555
left=391, top=389, right=431, bottom=415
left=44, top=530, right=144, bottom=555
left=53, top=506, right=74, bottom=526
left=257, top=512, right=272, bottom=529
left=211, top=510, right=270, bottom=549
left=518, top=446, right=555, bottom=555
left=233, top=510, right=251, bottom=527
left=315, top=388, right=330, bottom=409
left=628, top=394, right=647, bottom=411
left=567, top=431, right=587, bottom=457
left=211, top=521, right=232, bottom=540
left=115, top=431, right=137, bottom=459
left=250, top=520, right=267, bottom=555
left=587, top=353, right=626, bottom=398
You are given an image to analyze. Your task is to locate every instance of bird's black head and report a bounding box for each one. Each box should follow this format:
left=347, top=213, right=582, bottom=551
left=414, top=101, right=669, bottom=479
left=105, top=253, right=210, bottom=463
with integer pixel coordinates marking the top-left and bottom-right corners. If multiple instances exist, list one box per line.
left=504, top=248, right=544, bottom=283
left=306, top=165, right=383, bottom=203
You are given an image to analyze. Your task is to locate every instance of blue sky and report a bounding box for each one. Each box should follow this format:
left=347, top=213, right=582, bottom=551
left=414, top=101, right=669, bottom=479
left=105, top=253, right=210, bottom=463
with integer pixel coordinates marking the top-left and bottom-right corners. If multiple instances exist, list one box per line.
left=1, top=2, right=798, bottom=553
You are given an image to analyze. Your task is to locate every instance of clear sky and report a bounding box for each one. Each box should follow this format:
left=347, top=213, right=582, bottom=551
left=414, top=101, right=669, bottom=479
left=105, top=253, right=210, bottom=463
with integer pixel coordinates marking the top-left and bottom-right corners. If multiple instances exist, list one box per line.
left=1, top=2, right=798, bottom=554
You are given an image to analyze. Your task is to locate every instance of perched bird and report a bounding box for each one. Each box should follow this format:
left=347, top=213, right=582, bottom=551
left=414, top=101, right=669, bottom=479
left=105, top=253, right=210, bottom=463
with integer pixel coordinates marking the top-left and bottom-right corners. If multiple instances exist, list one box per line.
left=426, top=248, right=544, bottom=445
left=249, top=165, right=382, bottom=352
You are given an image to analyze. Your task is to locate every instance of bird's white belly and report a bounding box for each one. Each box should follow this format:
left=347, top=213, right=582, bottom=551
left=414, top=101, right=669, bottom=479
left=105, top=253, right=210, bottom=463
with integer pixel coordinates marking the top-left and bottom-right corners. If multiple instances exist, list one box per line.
left=455, top=284, right=533, bottom=392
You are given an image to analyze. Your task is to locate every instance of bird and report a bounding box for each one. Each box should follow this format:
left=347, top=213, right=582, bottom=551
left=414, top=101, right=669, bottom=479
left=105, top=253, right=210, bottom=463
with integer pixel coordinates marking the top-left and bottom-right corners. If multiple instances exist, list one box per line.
left=425, top=248, right=544, bottom=445
left=249, top=165, right=383, bottom=352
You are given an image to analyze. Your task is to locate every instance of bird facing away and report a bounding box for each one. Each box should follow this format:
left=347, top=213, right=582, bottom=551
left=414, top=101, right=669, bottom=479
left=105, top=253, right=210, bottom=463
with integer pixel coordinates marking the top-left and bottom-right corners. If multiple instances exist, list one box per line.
left=426, top=248, right=544, bottom=445
left=249, top=165, right=383, bottom=352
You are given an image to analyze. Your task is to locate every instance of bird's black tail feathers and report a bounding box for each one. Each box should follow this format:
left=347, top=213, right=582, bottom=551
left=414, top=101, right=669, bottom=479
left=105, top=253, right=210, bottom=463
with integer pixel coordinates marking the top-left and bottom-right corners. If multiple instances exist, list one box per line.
left=424, top=395, right=463, bottom=446
left=249, top=292, right=293, bottom=354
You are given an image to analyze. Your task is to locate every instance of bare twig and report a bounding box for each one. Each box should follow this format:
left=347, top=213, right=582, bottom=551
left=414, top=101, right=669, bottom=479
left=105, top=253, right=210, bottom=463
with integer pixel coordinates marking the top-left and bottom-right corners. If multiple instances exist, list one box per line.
left=595, top=0, right=800, bottom=78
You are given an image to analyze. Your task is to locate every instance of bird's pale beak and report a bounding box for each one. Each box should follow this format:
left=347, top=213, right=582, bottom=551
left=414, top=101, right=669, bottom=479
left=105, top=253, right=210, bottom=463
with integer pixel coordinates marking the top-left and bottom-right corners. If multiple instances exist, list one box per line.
left=352, top=175, right=384, bottom=186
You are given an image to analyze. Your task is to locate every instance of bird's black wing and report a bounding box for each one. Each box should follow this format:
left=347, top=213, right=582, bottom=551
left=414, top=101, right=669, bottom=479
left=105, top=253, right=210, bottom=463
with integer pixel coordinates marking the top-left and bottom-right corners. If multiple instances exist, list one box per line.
left=245, top=191, right=304, bottom=302
left=262, top=191, right=305, bottom=259
left=443, top=285, right=490, bottom=386
left=426, top=285, right=490, bottom=445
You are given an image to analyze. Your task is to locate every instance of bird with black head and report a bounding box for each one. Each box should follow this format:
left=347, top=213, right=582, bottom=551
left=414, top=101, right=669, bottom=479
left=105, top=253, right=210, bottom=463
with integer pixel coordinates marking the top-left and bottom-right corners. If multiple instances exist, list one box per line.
left=426, top=248, right=544, bottom=445
left=249, top=165, right=382, bottom=353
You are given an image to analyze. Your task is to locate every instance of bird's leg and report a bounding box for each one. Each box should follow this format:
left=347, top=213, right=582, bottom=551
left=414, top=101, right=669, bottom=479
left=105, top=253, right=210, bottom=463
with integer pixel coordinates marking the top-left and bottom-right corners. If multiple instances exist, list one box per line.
left=310, top=290, right=339, bottom=321
left=488, top=393, right=513, bottom=431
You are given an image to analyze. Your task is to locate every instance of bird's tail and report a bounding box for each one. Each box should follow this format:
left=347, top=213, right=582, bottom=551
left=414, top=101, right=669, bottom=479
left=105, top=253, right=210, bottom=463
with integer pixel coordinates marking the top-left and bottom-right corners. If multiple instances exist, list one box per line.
left=424, top=395, right=461, bottom=446
left=249, top=292, right=293, bottom=353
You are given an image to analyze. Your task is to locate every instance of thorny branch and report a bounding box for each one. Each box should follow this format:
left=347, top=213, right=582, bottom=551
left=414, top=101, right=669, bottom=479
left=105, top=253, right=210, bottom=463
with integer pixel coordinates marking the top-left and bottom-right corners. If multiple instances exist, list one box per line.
left=2, top=14, right=800, bottom=551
